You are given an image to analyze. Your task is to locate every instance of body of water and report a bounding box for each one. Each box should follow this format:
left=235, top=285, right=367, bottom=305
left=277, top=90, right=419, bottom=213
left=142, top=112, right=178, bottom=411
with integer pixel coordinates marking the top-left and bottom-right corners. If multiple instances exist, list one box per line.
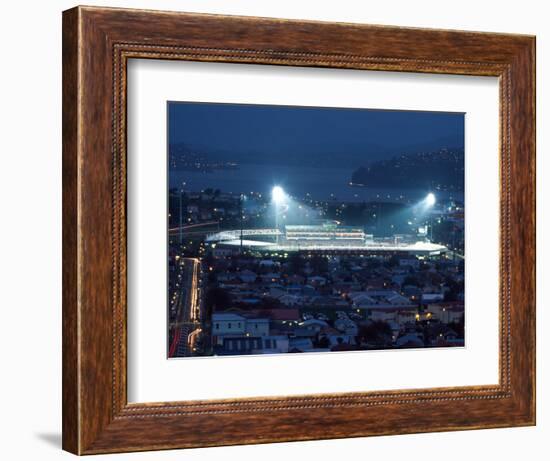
left=169, top=163, right=463, bottom=204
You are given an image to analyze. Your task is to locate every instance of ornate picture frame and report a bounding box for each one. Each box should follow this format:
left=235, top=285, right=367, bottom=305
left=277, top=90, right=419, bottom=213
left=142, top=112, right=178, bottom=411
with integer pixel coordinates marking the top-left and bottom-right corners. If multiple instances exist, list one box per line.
left=62, top=6, right=535, bottom=454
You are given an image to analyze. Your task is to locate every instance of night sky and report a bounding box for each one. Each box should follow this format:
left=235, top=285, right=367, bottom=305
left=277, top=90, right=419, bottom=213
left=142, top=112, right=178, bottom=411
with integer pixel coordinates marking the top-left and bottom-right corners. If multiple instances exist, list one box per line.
left=168, top=102, right=464, bottom=167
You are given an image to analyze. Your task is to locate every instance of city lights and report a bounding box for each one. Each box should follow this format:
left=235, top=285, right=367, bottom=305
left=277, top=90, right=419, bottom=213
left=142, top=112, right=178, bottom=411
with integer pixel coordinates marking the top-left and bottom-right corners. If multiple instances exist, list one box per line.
left=167, top=103, right=465, bottom=359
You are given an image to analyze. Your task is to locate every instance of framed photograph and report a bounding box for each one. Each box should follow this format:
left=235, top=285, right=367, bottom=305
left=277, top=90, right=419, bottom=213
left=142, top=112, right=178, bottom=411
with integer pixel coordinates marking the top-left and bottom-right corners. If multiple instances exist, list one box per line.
left=165, top=102, right=466, bottom=360
left=62, top=6, right=535, bottom=455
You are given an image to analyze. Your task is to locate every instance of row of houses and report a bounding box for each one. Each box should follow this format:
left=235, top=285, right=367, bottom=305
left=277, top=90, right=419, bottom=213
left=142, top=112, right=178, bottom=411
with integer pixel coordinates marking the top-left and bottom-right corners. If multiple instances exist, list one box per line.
left=211, top=310, right=356, bottom=355
left=210, top=300, right=464, bottom=355
left=369, top=302, right=464, bottom=324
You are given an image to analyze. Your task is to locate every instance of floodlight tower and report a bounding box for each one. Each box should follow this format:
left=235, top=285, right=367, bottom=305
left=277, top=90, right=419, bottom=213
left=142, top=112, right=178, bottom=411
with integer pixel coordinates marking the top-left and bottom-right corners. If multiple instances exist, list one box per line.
left=426, top=193, right=436, bottom=240
left=272, top=186, right=285, bottom=245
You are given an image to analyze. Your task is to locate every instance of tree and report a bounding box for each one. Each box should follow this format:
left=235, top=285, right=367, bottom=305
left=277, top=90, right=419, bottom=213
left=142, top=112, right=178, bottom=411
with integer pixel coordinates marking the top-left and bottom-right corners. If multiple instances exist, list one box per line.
left=366, top=257, right=382, bottom=270
left=316, top=335, right=331, bottom=348
left=449, top=313, right=465, bottom=338
left=289, top=253, right=306, bottom=274
left=388, top=254, right=400, bottom=268
left=357, top=321, right=393, bottom=346
left=310, top=255, right=329, bottom=274
left=258, top=297, right=282, bottom=310
left=205, top=287, right=232, bottom=317
left=443, top=276, right=463, bottom=301
left=403, top=275, right=420, bottom=287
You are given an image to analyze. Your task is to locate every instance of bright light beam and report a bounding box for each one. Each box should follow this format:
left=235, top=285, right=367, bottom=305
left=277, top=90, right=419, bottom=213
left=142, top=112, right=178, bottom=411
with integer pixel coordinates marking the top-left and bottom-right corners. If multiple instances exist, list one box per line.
left=272, top=186, right=286, bottom=204
left=426, top=192, right=436, bottom=207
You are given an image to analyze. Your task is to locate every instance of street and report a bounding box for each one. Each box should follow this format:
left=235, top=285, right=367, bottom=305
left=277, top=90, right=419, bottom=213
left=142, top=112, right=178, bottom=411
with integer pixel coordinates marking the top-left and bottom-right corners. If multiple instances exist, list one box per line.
left=169, top=257, right=202, bottom=357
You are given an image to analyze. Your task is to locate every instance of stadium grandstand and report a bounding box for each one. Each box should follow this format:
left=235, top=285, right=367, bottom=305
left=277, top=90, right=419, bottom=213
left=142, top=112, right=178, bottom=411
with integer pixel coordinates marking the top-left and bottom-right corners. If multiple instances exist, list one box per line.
left=206, top=222, right=448, bottom=256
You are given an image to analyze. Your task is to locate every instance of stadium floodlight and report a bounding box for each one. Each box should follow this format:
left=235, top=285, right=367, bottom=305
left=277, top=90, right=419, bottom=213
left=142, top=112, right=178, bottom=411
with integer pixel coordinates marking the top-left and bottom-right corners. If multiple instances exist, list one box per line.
left=272, top=186, right=287, bottom=245
left=272, top=186, right=286, bottom=204
left=423, top=193, right=437, bottom=241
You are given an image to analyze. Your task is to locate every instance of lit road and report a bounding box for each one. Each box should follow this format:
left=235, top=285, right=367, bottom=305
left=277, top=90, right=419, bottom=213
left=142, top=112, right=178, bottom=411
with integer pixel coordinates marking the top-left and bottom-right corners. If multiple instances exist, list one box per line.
left=170, top=257, right=202, bottom=357
left=188, top=258, right=201, bottom=323
left=187, top=327, right=202, bottom=352
left=168, top=221, right=219, bottom=236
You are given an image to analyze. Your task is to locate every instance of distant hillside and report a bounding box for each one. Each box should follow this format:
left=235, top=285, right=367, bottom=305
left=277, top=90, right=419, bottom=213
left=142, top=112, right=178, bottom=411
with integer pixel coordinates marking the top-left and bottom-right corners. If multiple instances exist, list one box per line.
left=169, top=142, right=392, bottom=169
left=351, top=149, right=464, bottom=191
left=169, top=135, right=464, bottom=170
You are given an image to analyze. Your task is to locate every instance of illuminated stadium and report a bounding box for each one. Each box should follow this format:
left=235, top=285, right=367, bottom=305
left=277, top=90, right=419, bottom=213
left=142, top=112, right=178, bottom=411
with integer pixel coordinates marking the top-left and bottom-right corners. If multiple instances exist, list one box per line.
left=206, top=222, right=448, bottom=256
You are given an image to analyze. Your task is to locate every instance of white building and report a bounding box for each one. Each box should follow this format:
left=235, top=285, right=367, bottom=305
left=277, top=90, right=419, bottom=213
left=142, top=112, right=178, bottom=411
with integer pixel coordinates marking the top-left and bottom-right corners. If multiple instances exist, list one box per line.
left=428, top=304, right=465, bottom=323
left=212, top=313, right=270, bottom=346
left=259, top=335, right=289, bottom=353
